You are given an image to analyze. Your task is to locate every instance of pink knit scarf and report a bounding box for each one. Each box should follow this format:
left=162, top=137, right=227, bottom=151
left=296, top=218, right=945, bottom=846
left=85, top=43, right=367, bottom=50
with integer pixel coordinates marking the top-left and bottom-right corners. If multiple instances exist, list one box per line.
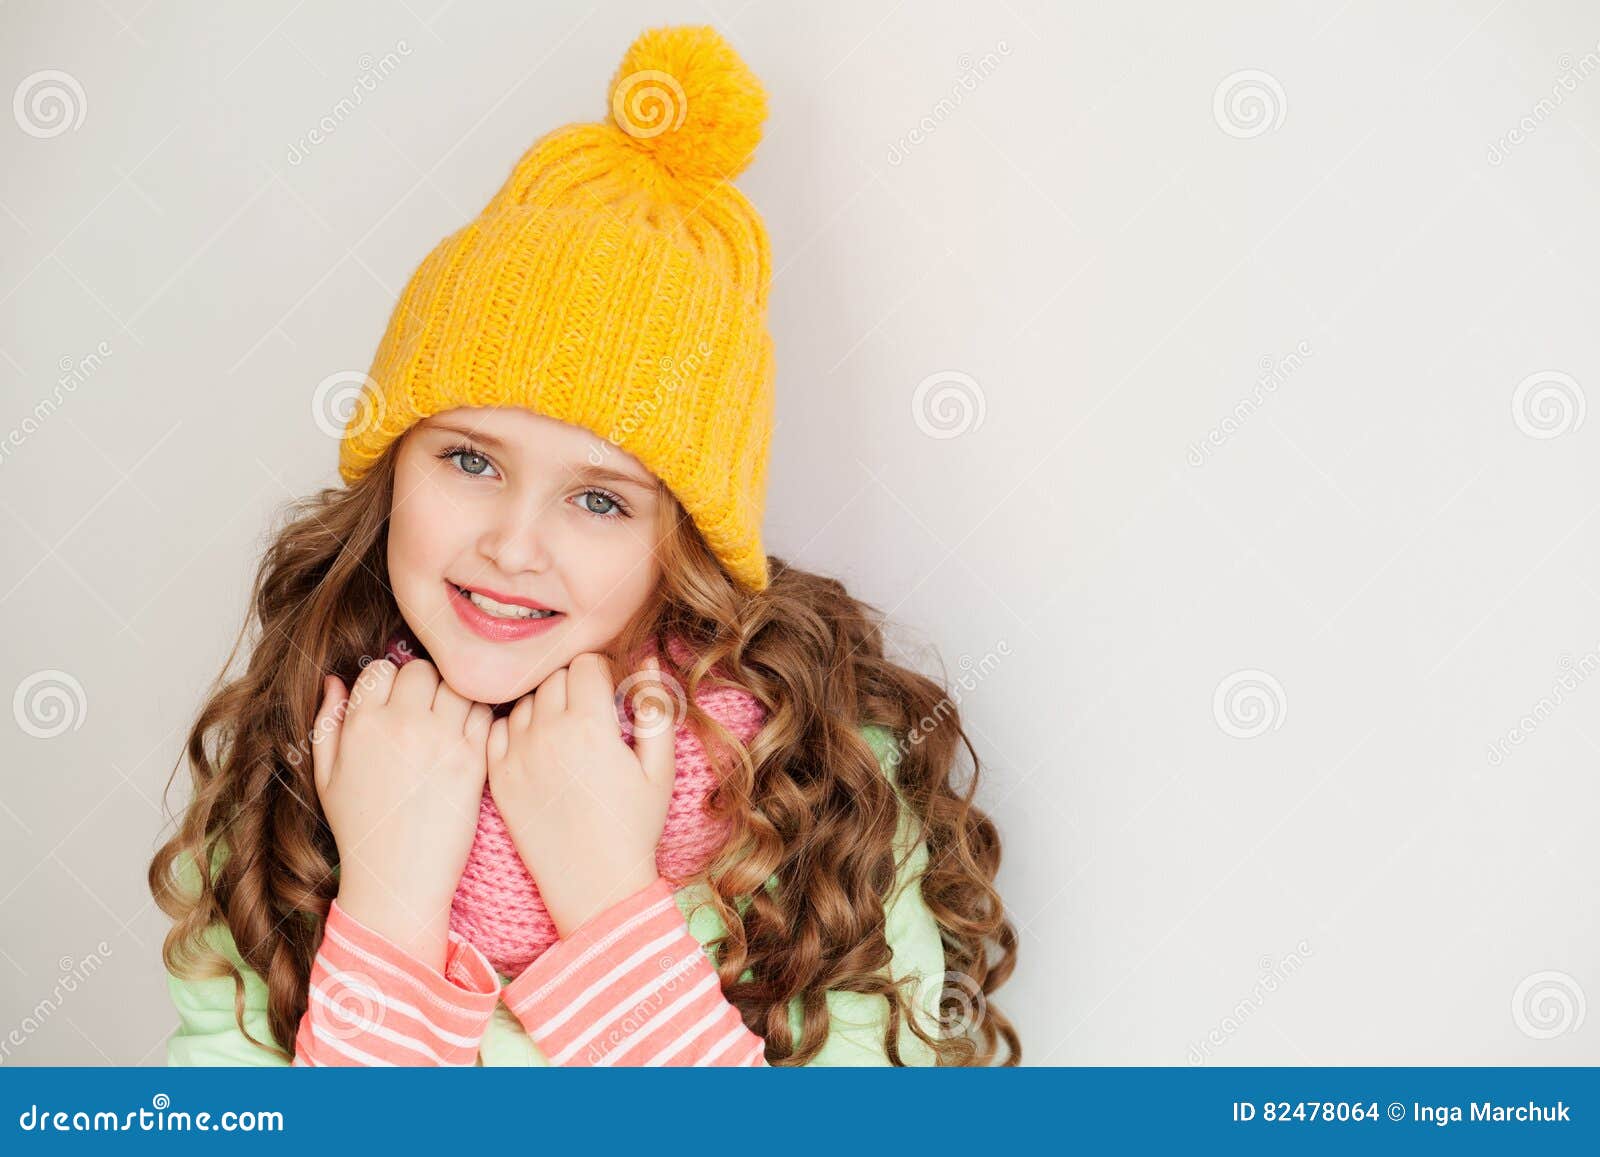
left=380, top=626, right=765, bottom=977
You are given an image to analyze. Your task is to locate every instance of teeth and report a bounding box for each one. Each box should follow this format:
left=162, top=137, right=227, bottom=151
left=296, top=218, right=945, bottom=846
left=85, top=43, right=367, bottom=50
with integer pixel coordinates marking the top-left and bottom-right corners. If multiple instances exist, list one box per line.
left=461, top=587, right=555, bottom=620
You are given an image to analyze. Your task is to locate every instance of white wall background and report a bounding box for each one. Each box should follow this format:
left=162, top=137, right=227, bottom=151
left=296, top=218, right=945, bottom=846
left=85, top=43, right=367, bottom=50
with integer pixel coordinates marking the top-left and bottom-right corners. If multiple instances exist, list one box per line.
left=2, top=0, right=1597, bottom=1066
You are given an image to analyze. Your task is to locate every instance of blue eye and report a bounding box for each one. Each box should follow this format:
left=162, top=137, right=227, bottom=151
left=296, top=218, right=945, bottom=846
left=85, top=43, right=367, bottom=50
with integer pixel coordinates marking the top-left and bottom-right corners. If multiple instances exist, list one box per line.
left=436, top=443, right=631, bottom=520
left=438, top=445, right=499, bottom=478
left=577, top=489, right=630, bottom=520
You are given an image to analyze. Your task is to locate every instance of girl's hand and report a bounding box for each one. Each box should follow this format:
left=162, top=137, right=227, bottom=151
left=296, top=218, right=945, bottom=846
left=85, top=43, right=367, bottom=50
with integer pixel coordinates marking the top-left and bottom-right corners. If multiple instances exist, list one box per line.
left=311, top=658, right=494, bottom=969
left=487, top=653, right=677, bottom=939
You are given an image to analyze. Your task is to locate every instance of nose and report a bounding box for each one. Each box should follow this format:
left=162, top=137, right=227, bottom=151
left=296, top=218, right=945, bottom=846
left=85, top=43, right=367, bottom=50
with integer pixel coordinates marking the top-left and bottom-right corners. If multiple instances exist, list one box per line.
left=477, top=492, right=554, bottom=576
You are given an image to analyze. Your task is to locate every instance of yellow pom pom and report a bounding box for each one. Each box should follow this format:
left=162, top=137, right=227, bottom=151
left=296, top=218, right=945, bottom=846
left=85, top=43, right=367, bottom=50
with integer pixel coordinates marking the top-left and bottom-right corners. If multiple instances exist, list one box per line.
left=607, top=25, right=767, bottom=184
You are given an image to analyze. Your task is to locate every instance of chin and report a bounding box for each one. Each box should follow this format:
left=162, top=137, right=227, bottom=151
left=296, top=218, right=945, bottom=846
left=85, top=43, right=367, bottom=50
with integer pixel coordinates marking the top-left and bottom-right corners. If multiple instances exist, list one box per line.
left=428, top=643, right=549, bottom=707
left=433, top=666, right=528, bottom=709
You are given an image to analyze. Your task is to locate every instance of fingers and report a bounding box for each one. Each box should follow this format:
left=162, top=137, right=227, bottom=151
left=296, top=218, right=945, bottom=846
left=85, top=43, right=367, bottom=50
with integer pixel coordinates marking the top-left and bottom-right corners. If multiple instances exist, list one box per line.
left=464, top=700, right=493, bottom=747
left=346, top=656, right=397, bottom=718
left=565, top=652, right=616, bottom=726
left=389, top=655, right=441, bottom=714
left=530, top=667, right=567, bottom=728
left=430, top=671, right=474, bottom=734
left=311, top=675, right=348, bottom=799
left=488, top=715, right=509, bottom=764
left=630, top=657, right=677, bottom=789
left=510, top=692, right=535, bottom=731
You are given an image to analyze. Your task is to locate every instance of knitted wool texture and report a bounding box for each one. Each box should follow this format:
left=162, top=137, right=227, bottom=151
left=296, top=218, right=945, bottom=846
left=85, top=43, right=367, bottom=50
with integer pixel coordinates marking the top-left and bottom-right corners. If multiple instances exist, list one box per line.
left=339, top=25, right=776, bottom=593
left=381, top=628, right=767, bottom=977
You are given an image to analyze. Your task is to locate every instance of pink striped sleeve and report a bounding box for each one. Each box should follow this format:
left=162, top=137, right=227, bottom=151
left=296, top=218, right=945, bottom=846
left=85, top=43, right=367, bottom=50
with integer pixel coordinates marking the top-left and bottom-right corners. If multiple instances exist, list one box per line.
left=290, top=898, right=499, bottom=1066
left=500, top=876, right=768, bottom=1067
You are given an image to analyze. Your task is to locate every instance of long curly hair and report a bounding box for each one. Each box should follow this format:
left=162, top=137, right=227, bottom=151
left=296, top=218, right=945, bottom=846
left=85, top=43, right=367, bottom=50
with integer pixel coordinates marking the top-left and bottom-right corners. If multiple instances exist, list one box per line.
left=148, top=436, right=1020, bottom=1065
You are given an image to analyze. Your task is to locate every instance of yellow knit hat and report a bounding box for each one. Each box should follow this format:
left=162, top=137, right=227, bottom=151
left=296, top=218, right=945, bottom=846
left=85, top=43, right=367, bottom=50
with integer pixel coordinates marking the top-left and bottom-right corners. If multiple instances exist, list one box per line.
left=339, top=25, right=774, bottom=593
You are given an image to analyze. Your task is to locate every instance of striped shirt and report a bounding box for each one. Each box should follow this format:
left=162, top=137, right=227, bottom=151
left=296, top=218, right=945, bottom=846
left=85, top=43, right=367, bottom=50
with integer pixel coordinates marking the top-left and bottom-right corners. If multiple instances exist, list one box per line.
left=291, top=876, right=767, bottom=1066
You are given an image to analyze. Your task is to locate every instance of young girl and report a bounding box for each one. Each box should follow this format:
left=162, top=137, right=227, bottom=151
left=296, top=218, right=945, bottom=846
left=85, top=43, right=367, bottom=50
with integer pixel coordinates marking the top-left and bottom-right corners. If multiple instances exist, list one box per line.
left=148, top=23, right=1018, bottom=1067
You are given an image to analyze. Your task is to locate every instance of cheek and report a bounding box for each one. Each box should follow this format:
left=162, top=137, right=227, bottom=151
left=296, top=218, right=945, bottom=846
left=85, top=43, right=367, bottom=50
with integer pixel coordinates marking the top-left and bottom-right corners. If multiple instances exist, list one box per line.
left=388, top=480, right=462, bottom=577
left=575, top=527, right=659, bottom=612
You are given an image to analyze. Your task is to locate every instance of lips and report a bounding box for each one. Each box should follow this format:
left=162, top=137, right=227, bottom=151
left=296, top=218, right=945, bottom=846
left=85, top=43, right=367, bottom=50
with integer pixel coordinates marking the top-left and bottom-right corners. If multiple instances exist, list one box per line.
left=448, top=581, right=557, bottom=612
left=446, top=579, right=564, bottom=642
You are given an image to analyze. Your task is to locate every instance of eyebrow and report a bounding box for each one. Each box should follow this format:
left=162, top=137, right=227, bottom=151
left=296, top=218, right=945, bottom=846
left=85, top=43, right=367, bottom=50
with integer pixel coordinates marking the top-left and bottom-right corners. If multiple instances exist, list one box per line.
left=424, top=422, right=656, bottom=490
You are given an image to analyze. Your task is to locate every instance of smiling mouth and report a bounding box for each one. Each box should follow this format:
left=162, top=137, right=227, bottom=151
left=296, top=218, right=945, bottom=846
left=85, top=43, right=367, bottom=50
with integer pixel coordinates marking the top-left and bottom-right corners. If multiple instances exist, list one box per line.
left=449, top=582, right=561, bottom=621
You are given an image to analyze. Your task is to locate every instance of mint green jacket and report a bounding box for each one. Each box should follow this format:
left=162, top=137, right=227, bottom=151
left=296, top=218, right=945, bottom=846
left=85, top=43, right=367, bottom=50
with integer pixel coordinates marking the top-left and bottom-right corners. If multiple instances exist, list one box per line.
left=164, top=724, right=945, bottom=1066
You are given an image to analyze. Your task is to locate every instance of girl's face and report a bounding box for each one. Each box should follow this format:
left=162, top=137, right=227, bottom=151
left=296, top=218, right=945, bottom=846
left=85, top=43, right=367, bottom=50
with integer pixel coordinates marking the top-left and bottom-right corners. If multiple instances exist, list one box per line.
left=387, top=406, right=664, bottom=706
